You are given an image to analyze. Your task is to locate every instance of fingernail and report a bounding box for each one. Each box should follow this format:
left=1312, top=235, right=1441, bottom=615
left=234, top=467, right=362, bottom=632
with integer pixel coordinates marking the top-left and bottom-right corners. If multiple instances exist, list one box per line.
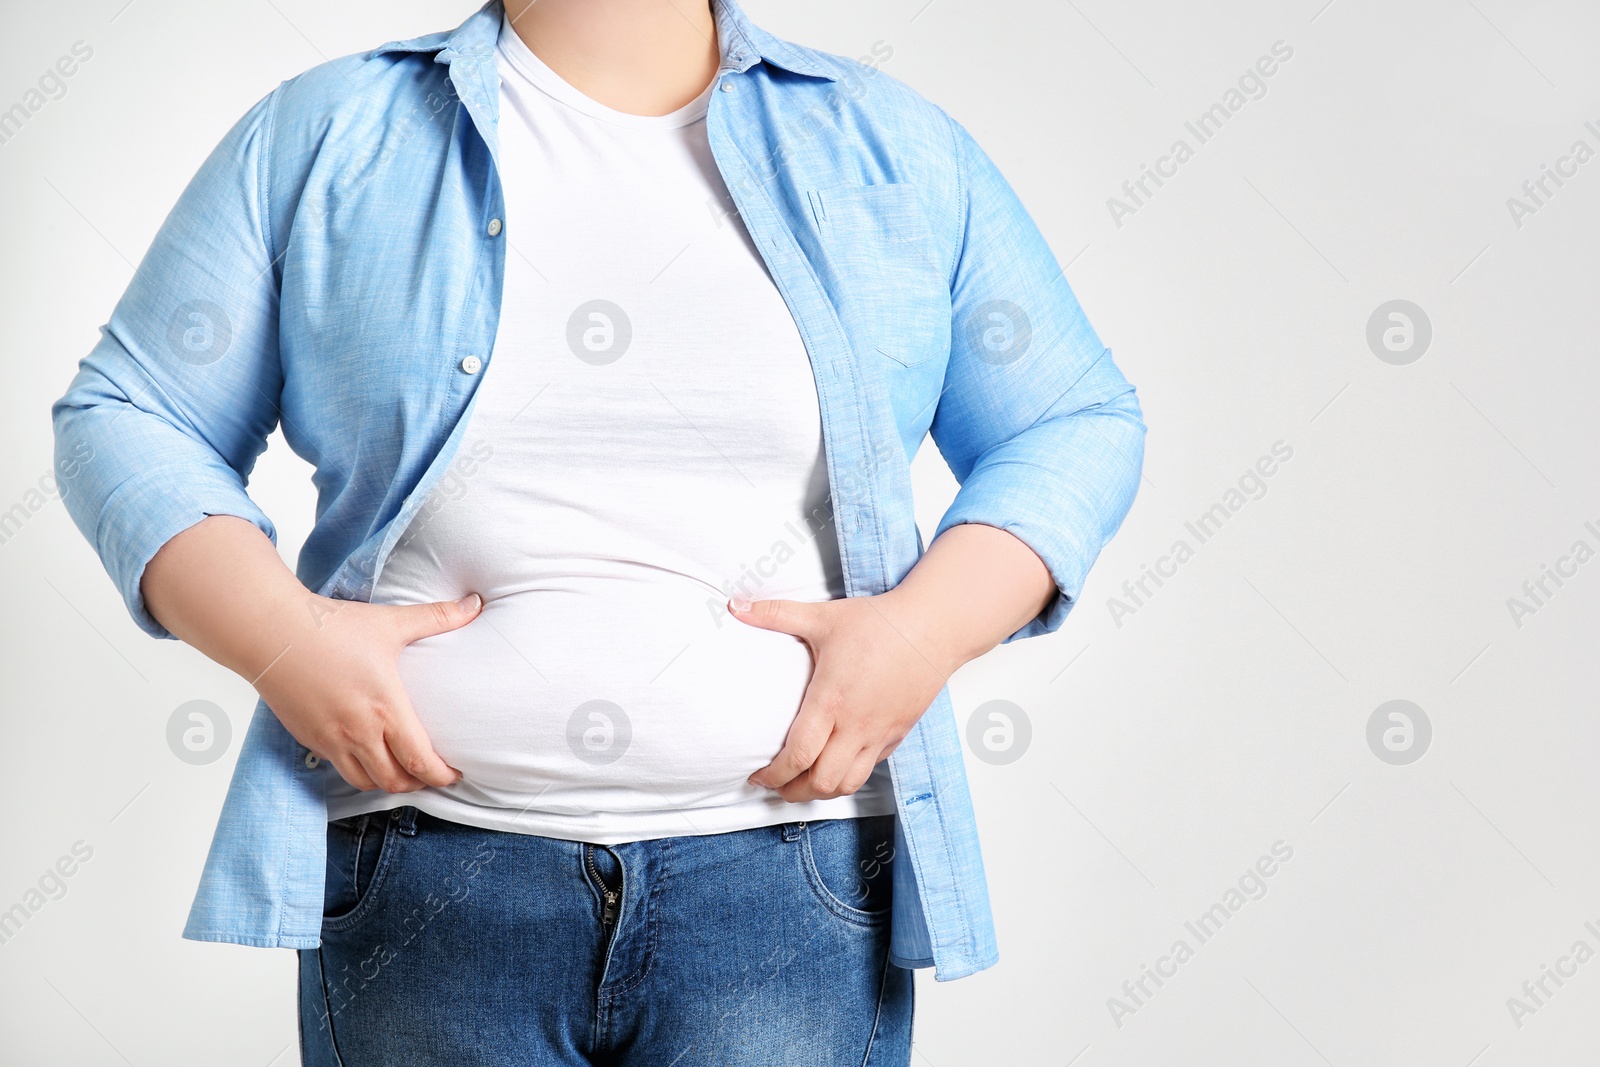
left=458, top=593, right=482, bottom=612
left=730, top=596, right=752, bottom=613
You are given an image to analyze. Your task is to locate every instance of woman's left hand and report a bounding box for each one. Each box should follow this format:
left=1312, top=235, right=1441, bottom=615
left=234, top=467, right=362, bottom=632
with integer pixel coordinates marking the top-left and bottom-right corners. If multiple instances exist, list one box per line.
left=732, top=522, right=1059, bottom=803
left=731, top=590, right=955, bottom=802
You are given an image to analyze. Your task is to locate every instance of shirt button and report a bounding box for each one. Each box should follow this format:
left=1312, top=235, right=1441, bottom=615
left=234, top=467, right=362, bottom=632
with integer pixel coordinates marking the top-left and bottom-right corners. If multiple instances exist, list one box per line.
left=303, top=752, right=321, bottom=770
left=720, top=79, right=735, bottom=92
left=460, top=355, right=482, bottom=374
left=486, top=218, right=503, bottom=237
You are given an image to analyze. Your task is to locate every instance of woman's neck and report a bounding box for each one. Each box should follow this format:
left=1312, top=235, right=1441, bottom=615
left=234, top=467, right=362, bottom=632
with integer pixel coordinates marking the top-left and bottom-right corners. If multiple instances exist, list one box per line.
left=503, top=0, right=720, bottom=117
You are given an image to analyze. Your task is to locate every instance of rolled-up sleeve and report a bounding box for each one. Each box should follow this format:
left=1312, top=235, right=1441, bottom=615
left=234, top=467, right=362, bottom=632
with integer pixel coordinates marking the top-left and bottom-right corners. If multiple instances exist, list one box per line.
left=50, top=89, right=285, bottom=639
left=929, top=113, right=1146, bottom=641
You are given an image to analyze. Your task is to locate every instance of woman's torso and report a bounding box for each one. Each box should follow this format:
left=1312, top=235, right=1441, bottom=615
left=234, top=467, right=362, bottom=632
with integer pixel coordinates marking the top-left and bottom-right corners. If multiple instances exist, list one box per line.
left=324, top=17, right=893, bottom=840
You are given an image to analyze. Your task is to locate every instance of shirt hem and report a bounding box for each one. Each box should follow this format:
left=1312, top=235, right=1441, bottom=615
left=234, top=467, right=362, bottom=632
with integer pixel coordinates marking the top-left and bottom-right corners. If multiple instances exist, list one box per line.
left=324, top=782, right=900, bottom=845
left=181, top=928, right=319, bottom=950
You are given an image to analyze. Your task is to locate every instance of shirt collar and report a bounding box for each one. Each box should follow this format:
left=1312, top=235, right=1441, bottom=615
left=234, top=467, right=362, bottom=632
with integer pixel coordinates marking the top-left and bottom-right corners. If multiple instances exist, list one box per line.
left=371, top=0, right=838, bottom=82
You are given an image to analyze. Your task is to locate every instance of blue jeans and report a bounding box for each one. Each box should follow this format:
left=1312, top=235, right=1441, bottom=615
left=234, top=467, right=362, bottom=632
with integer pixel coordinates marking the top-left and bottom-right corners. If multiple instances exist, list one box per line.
left=298, top=807, right=913, bottom=1065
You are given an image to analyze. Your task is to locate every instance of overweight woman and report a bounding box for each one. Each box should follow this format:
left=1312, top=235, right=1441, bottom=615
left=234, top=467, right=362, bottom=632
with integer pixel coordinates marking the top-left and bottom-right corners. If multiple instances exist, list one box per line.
left=52, top=0, right=1143, bottom=1063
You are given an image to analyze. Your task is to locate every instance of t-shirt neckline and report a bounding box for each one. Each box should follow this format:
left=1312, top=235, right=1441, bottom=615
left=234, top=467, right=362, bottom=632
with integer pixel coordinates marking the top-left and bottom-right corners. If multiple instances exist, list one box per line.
left=496, top=13, right=715, bottom=130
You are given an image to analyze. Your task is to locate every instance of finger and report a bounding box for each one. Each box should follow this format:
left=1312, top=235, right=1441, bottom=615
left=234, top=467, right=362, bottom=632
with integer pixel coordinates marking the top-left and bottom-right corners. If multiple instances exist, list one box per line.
left=729, top=596, right=821, bottom=640
left=352, top=738, right=427, bottom=794
left=389, top=592, right=483, bottom=644
left=839, top=748, right=882, bottom=796
left=382, top=694, right=462, bottom=788
left=801, top=733, right=866, bottom=798
left=749, top=703, right=835, bottom=790
left=773, top=766, right=817, bottom=802
left=327, top=752, right=378, bottom=793
left=782, top=743, right=877, bottom=802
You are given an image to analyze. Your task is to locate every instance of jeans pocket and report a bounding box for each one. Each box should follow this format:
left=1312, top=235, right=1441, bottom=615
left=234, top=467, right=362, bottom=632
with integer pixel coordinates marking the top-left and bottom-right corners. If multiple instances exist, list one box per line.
left=322, top=810, right=403, bottom=932
left=798, top=816, right=897, bottom=927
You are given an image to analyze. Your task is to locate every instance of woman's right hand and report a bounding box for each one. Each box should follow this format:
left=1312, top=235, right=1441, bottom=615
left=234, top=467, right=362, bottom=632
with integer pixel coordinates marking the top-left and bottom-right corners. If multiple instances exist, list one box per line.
left=255, top=592, right=484, bottom=794
left=139, top=515, right=482, bottom=796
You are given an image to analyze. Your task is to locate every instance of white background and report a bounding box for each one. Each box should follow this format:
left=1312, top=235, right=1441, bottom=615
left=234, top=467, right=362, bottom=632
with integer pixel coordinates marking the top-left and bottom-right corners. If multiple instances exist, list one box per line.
left=2, top=0, right=1598, bottom=1064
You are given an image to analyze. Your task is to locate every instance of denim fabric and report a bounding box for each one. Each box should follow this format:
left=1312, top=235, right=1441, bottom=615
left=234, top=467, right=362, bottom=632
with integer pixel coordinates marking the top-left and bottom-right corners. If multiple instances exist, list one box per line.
left=50, top=0, right=1144, bottom=979
left=298, top=809, right=912, bottom=1066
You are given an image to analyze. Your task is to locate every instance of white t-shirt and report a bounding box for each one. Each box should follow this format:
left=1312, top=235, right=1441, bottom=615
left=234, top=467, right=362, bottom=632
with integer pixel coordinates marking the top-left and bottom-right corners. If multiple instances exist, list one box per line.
left=325, top=16, right=894, bottom=842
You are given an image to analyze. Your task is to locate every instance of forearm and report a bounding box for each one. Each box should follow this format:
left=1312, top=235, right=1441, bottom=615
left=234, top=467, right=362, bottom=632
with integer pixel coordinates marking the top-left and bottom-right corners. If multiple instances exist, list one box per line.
left=140, top=514, right=316, bottom=683
left=882, top=522, right=1056, bottom=677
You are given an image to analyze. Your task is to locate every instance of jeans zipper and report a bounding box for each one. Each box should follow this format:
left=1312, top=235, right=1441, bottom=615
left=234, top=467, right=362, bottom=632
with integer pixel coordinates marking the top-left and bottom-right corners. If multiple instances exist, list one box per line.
left=585, top=845, right=620, bottom=930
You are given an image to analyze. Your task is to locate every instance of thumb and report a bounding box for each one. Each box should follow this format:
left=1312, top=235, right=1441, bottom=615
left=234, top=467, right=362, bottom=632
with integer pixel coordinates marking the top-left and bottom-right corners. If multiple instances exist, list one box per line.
left=729, top=596, right=820, bottom=639
left=391, top=592, right=483, bottom=643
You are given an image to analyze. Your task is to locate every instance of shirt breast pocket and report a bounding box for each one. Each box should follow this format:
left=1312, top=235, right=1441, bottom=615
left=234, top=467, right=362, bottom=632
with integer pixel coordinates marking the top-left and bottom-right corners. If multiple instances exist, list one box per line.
left=808, top=183, right=952, bottom=370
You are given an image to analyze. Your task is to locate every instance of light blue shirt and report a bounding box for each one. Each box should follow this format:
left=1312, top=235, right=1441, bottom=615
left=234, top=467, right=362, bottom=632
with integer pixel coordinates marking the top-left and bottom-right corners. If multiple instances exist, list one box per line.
left=51, top=0, right=1143, bottom=980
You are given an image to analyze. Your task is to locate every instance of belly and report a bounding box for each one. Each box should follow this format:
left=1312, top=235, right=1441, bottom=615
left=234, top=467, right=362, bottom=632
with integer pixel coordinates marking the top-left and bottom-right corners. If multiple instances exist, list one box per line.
left=391, top=578, right=815, bottom=814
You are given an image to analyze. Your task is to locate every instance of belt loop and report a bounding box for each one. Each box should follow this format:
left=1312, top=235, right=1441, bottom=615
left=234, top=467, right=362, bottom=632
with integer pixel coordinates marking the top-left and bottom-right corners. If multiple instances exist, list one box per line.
left=394, top=805, right=419, bottom=836
left=780, top=821, right=805, bottom=843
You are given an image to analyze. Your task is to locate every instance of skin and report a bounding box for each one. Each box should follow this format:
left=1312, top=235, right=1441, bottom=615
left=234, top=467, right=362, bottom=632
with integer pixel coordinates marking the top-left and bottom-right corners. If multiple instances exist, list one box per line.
left=502, top=0, right=719, bottom=116
left=143, top=515, right=474, bottom=794
left=735, top=523, right=1054, bottom=802
left=139, top=0, right=1060, bottom=802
